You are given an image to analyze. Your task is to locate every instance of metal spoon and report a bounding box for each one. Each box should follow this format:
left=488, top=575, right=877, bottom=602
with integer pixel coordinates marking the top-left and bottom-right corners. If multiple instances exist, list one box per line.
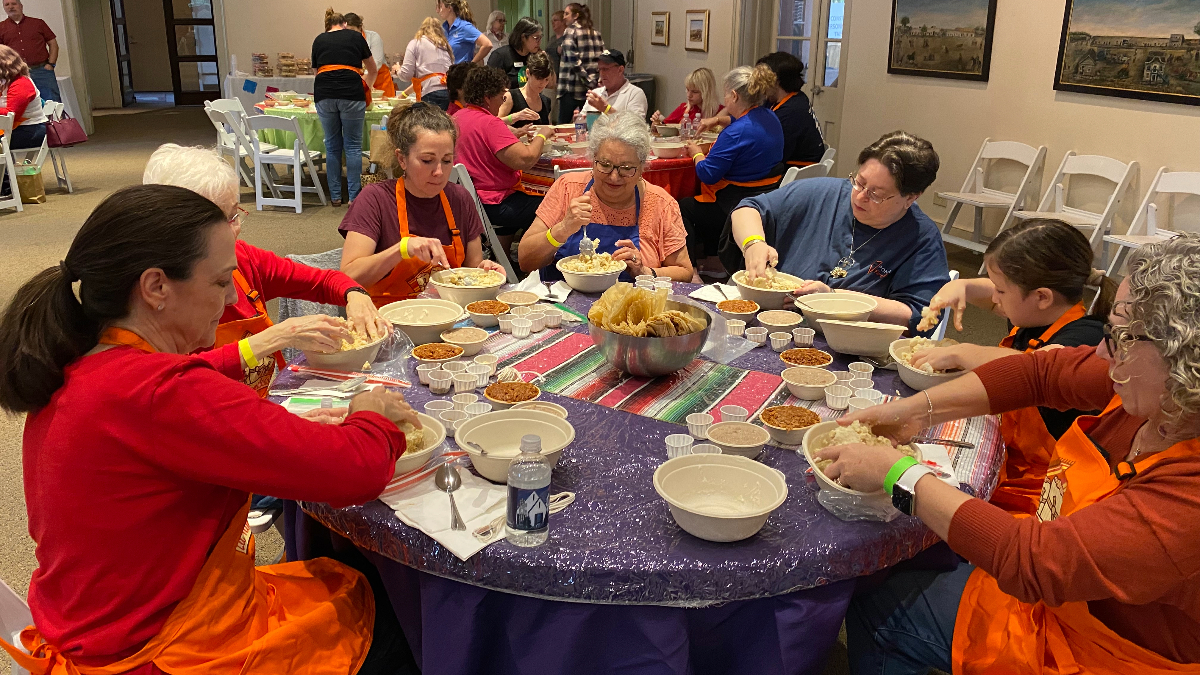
left=271, top=375, right=368, bottom=397
left=460, top=437, right=488, bottom=456
left=433, top=463, right=467, bottom=531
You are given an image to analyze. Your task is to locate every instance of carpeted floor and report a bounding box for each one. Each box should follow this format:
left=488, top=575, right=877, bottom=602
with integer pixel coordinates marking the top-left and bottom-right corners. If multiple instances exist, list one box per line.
left=0, top=106, right=1003, bottom=675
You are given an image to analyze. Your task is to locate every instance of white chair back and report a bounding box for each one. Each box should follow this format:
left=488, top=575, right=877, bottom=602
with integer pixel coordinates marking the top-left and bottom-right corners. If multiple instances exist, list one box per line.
left=780, top=162, right=830, bottom=187
left=244, top=112, right=327, bottom=212
left=819, top=146, right=835, bottom=165
left=0, top=112, right=22, bottom=212
left=1021, top=151, right=1138, bottom=260
left=449, top=164, right=517, bottom=281
left=931, top=269, right=960, bottom=342
left=1, top=580, right=33, bottom=675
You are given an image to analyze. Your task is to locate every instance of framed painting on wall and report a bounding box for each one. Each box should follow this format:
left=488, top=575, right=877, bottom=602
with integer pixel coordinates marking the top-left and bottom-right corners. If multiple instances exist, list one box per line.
left=685, top=10, right=709, bottom=52
left=1055, top=0, right=1200, bottom=106
left=651, top=11, right=669, bottom=46
left=886, top=0, right=998, bottom=81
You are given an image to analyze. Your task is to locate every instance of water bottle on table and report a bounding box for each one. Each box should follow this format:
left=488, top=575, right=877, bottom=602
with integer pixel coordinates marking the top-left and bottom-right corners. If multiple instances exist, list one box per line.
left=506, top=434, right=551, bottom=546
left=573, top=108, right=587, bottom=142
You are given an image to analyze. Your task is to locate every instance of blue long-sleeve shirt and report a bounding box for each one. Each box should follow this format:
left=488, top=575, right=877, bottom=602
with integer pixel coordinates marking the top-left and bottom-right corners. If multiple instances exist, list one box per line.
left=739, top=177, right=950, bottom=332
left=696, top=106, right=783, bottom=185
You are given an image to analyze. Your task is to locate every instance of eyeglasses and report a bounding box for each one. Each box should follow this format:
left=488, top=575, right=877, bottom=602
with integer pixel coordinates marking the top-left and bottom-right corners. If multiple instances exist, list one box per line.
left=849, top=172, right=898, bottom=205
left=229, top=206, right=248, bottom=228
left=594, top=159, right=639, bottom=178
left=1103, top=322, right=1155, bottom=356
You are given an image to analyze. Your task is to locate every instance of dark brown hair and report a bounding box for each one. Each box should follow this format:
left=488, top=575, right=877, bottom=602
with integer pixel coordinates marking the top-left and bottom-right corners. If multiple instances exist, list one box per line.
left=984, top=218, right=1115, bottom=318
left=446, top=61, right=478, bottom=104
left=525, top=50, right=552, bottom=80
left=0, top=44, right=29, bottom=85
left=463, top=66, right=509, bottom=105
left=324, top=7, right=345, bottom=31
left=756, top=51, right=805, bottom=92
left=508, top=17, right=542, bottom=54
left=439, top=0, right=474, bottom=25
left=566, top=3, right=593, bottom=29
left=388, top=102, right=457, bottom=160
left=343, top=12, right=362, bottom=28
left=0, top=185, right=226, bottom=413
left=856, top=131, right=939, bottom=196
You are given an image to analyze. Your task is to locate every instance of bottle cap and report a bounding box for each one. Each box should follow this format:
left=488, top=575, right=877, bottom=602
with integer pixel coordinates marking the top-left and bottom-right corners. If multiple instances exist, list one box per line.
left=520, top=434, right=543, bottom=452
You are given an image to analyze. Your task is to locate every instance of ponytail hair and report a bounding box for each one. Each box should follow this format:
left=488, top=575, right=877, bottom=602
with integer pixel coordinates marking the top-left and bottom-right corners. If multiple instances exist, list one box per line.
left=723, top=64, right=777, bottom=108
left=567, top=3, right=593, bottom=29
left=0, top=185, right=226, bottom=413
left=983, top=218, right=1115, bottom=319
left=343, top=12, right=363, bottom=29
left=324, top=7, right=345, bottom=31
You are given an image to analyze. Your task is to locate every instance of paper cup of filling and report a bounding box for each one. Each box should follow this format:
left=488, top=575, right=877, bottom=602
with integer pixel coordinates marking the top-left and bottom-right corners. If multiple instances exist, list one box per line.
left=848, top=377, right=874, bottom=392
left=474, top=354, right=499, bottom=375
left=824, top=385, right=853, bottom=410
left=689, top=443, right=722, bottom=454
left=443, top=361, right=468, bottom=374
left=528, top=311, right=546, bottom=332
left=439, top=410, right=468, bottom=437
left=424, top=400, right=454, bottom=415
left=498, top=314, right=514, bottom=333
left=429, top=371, right=454, bottom=394
left=847, top=397, right=878, bottom=412
left=464, top=402, right=492, bottom=417
left=468, top=363, right=491, bottom=387
left=510, top=306, right=532, bottom=317
left=855, top=388, right=883, bottom=402
left=542, top=308, right=563, bottom=328
left=416, top=363, right=441, bottom=385
left=511, top=318, right=532, bottom=339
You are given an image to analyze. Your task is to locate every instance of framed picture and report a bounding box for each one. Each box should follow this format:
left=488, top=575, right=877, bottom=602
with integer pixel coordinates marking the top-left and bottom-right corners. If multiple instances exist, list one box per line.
left=651, top=11, right=669, bottom=46
left=1054, top=0, right=1200, bottom=106
left=684, top=10, right=709, bottom=52
left=886, top=0, right=998, bottom=81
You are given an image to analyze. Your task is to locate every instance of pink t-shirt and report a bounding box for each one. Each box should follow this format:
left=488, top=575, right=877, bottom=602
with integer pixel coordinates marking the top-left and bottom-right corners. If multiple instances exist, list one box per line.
left=453, top=104, right=521, bottom=205
left=535, top=171, right=688, bottom=268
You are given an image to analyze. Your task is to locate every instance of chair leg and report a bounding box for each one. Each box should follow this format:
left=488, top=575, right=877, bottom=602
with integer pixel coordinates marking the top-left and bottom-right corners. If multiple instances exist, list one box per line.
left=293, top=155, right=302, bottom=213
left=304, top=154, right=327, bottom=205
left=254, top=157, right=265, bottom=210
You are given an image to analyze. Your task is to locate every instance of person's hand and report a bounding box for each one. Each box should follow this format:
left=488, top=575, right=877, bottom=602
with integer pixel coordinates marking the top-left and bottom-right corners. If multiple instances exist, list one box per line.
left=837, top=398, right=927, bottom=445
left=511, top=107, right=540, bottom=123
left=477, top=259, right=506, bottom=275
left=349, top=388, right=420, bottom=429
left=650, top=110, right=664, bottom=126
left=742, top=242, right=779, bottom=280
left=795, top=280, right=832, bottom=296
left=531, top=124, right=554, bottom=142
left=585, top=90, right=609, bottom=112
left=928, top=279, right=969, bottom=332
left=684, top=141, right=703, bottom=160
left=909, top=345, right=964, bottom=373
left=44, top=64, right=54, bottom=71
left=561, top=188, right=595, bottom=237
left=345, top=292, right=391, bottom=341
left=265, top=315, right=351, bottom=354
left=611, top=239, right=644, bottom=276
left=696, top=116, right=720, bottom=133
left=300, top=407, right=349, bottom=424
left=401, top=236, right=451, bottom=268
left=813, top=442, right=908, bottom=493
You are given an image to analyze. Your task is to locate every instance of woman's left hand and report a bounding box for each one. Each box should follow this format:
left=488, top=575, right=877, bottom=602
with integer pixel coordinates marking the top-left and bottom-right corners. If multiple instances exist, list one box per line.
left=684, top=141, right=703, bottom=159
left=794, top=280, right=831, bottom=296
left=346, top=292, right=391, bottom=341
left=611, top=239, right=644, bottom=276
left=300, top=407, right=350, bottom=424
left=813, top=442, right=908, bottom=493
left=477, top=260, right=507, bottom=275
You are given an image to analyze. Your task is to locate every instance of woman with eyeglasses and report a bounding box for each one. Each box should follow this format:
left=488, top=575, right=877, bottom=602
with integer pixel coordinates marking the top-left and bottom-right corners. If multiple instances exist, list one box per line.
left=517, top=111, right=694, bottom=282
left=819, top=234, right=1200, bottom=674
left=486, top=16, right=541, bottom=89
left=143, top=144, right=389, bottom=398
left=726, top=131, right=949, bottom=331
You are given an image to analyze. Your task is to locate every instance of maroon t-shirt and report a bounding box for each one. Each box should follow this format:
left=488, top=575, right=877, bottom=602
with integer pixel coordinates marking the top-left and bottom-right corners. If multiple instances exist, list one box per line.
left=338, top=179, right=484, bottom=252
left=0, top=16, right=55, bottom=66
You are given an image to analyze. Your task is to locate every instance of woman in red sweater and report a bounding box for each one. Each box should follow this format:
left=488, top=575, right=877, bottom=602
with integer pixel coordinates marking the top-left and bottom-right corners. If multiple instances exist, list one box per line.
left=0, top=185, right=420, bottom=675
left=0, top=45, right=48, bottom=150
left=818, top=234, right=1200, bottom=674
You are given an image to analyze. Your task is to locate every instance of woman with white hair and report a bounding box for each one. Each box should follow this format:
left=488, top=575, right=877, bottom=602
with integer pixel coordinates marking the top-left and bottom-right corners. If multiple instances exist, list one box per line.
left=484, top=10, right=507, bottom=48
left=818, top=235, right=1200, bottom=673
left=143, top=143, right=388, bottom=397
left=516, top=111, right=693, bottom=282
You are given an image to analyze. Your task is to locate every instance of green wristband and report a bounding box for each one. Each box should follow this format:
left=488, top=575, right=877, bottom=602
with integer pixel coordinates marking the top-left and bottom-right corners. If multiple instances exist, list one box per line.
left=883, top=456, right=919, bottom=496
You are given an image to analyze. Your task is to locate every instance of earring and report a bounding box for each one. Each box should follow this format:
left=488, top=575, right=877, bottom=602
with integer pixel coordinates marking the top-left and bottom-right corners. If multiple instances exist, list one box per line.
left=157, top=304, right=164, bottom=311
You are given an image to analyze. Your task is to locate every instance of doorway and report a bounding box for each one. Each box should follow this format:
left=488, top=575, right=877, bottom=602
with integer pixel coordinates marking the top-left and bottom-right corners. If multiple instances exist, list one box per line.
left=108, top=0, right=219, bottom=106
left=773, top=0, right=848, bottom=156
left=494, top=0, right=551, bottom=37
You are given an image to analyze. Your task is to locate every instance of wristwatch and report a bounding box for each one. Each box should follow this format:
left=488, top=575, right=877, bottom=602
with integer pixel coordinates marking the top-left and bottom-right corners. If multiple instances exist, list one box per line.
left=891, top=463, right=936, bottom=516
left=345, top=286, right=370, bottom=301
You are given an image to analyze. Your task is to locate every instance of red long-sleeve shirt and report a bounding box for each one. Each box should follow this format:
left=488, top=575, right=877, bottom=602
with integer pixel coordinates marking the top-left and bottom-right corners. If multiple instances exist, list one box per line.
left=22, top=346, right=404, bottom=668
left=0, top=75, right=41, bottom=125
left=949, top=346, right=1200, bottom=662
left=196, top=240, right=360, bottom=377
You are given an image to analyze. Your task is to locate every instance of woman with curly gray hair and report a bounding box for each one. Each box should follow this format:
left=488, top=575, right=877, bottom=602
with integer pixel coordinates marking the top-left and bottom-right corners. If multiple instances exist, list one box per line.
left=516, top=111, right=693, bottom=281
left=811, top=233, right=1200, bottom=674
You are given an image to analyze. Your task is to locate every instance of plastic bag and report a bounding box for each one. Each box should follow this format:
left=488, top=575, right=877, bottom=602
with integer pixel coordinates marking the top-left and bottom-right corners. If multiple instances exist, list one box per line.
left=816, top=487, right=903, bottom=522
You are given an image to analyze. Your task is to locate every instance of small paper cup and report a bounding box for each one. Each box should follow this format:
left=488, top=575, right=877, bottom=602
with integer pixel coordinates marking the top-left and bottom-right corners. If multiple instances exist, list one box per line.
left=429, top=372, right=453, bottom=395
left=452, top=392, right=479, bottom=410
left=474, top=354, right=498, bottom=375
left=847, top=397, right=879, bottom=412
left=439, top=410, right=468, bottom=436
left=464, top=402, right=492, bottom=417
left=416, top=363, right=440, bottom=385
left=542, top=308, right=563, bottom=328
left=665, top=433, right=694, bottom=459
left=443, top=361, right=468, bottom=374
left=528, top=311, right=546, bottom=332
left=746, top=327, right=769, bottom=345
left=423, top=400, right=454, bottom=415
left=636, top=274, right=655, bottom=284
left=855, top=388, right=884, bottom=402
left=769, top=332, right=792, bottom=352
left=686, top=412, right=714, bottom=439
left=793, top=327, right=815, bottom=347
left=832, top=370, right=853, bottom=382
left=848, top=377, right=874, bottom=392
left=635, top=281, right=655, bottom=290
left=498, top=314, right=514, bottom=333
left=510, top=306, right=532, bottom=317
left=726, top=319, right=746, bottom=337
left=468, top=363, right=490, bottom=387
left=689, top=443, right=722, bottom=454
left=511, top=318, right=532, bottom=339
left=654, top=280, right=673, bottom=293
left=824, top=385, right=854, bottom=411
left=720, top=405, right=748, bottom=423
left=848, top=361, right=874, bottom=376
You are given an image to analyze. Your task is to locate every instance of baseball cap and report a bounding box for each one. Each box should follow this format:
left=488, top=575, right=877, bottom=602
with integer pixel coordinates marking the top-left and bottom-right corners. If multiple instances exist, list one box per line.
left=598, top=49, right=626, bottom=67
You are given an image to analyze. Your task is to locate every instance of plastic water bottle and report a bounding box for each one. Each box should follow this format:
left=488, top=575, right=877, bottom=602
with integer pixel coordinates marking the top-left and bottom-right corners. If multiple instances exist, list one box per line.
left=573, top=108, right=587, bottom=142
left=506, top=434, right=552, bottom=546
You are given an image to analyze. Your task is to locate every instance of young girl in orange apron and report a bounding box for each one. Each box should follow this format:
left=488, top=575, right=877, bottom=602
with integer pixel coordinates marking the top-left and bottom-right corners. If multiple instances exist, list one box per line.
left=211, top=270, right=286, bottom=398
left=365, top=177, right=466, bottom=308
left=953, top=395, right=1200, bottom=675
left=1, top=328, right=374, bottom=675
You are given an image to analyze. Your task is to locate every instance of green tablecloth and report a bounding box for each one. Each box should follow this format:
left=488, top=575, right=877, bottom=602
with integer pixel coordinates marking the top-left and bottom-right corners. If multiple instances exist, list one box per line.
left=259, top=105, right=391, bottom=153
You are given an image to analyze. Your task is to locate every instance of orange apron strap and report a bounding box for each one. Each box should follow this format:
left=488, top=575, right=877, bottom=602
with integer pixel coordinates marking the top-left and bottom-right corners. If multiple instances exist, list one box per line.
left=317, top=64, right=371, bottom=104
left=696, top=175, right=781, bottom=204
left=411, top=72, right=446, bottom=101
left=1, top=629, right=80, bottom=675
left=211, top=270, right=285, bottom=397
left=97, top=327, right=157, bottom=353
left=364, top=178, right=466, bottom=307
left=772, top=92, right=797, bottom=112
left=1000, top=304, right=1087, bottom=352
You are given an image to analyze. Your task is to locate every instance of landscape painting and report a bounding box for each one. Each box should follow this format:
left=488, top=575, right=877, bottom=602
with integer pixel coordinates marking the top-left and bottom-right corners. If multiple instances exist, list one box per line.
left=887, top=0, right=998, bottom=81
left=1055, top=0, right=1200, bottom=106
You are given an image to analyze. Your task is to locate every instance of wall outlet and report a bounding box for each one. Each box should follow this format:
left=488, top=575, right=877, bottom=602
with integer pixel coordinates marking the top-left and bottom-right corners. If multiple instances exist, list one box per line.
left=932, top=194, right=948, bottom=208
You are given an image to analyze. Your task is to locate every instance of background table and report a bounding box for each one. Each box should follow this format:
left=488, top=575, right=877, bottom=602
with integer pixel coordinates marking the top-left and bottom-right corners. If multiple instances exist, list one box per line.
left=224, top=74, right=316, bottom=111
left=257, top=105, right=389, bottom=153
left=521, top=155, right=698, bottom=199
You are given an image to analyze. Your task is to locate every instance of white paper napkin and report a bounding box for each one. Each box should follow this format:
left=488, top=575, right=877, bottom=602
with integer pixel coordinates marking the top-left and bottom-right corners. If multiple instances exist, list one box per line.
left=913, top=443, right=963, bottom=486
left=378, top=469, right=508, bottom=560
left=688, top=283, right=741, bottom=303
left=514, top=270, right=573, bottom=303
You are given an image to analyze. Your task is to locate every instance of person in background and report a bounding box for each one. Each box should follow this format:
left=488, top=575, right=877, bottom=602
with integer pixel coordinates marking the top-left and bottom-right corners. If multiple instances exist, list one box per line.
left=340, top=103, right=506, bottom=305
left=581, top=49, right=646, bottom=120
left=650, top=67, right=722, bottom=127
left=727, top=131, right=948, bottom=332
left=396, top=17, right=453, bottom=109
left=312, top=8, right=377, bottom=206
left=437, top=0, right=491, bottom=64
left=518, top=112, right=694, bottom=282
left=484, top=10, right=507, bottom=49
left=454, top=66, right=551, bottom=261
left=556, top=2, right=604, bottom=123
left=487, top=16, right=543, bottom=89
left=913, top=219, right=1111, bottom=516
left=0, top=44, right=46, bottom=152
left=0, top=0, right=58, bottom=103
left=444, top=60, right=476, bottom=115
left=343, top=13, right=394, bottom=98
left=678, top=64, right=783, bottom=279
left=757, top=51, right=824, bottom=166
left=547, top=10, right=566, bottom=76
left=497, top=50, right=553, bottom=128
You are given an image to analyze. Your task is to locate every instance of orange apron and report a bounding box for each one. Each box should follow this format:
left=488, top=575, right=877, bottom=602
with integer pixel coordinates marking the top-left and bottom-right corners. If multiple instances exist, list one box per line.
left=411, top=72, right=446, bottom=101
left=365, top=177, right=466, bottom=308
left=316, top=64, right=371, bottom=104
left=2, top=330, right=374, bottom=675
left=696, top=175, right=781, bottom=203
left=212, top=270, right=286, bottom=399
left=991, top=303, right=1088, bottom=515
left=952, top=395, right=1200, bottom=675
left=770, top=93, right=815, bottom=168
left=371, top=64, right=396, bottom=98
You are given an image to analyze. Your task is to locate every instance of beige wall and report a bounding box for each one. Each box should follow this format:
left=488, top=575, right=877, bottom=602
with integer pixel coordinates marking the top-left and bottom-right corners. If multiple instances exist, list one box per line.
left=634, top=0, right=734, bottom=114
left=839, top=0, right=1200, bottom=237
left=21, top=0, right=70, bottom=76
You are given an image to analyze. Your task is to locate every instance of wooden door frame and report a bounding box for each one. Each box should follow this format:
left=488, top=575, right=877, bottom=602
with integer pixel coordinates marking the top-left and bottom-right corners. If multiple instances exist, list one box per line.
left=108, top=0, right=135, bottom=105
left=162, top=0, right=219, bottom=105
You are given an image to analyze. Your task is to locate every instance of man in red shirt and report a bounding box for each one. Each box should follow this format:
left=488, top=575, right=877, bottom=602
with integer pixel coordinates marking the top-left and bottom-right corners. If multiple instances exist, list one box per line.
left=0, top=0, right=59, bottom=102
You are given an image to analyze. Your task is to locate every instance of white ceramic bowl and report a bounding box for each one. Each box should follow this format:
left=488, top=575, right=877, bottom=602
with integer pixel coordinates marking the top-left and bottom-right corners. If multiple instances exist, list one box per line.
left=568, top=141, right=589, bottom=156
left=380, top=298, right=467, bottom=345
left=511, top=400, right=569, bottom=419
left=496, top=290, right=540, bottom=307
left=654, top=453, right=788, bottom=542
left=759, top=405, right=822, bottom=445
left=466, top=300, right=510, bottom=327
left=781, top=366, right=838, bottom=400
left=440, top=326, right=490, bottom=356
left=890, top=338, right=969, bottom=391
left=703, top=421, right=771, bottom=459
left=455, top=409, right=573, bottom=482
left=427, top=267, right=506, bottom=307
left=483, top=382, right=541, bottom=409
left=715, top=299, right=760, bottom=323
left=656, top=123, right=681, bottom=137
left=391, top=413, right=447, bottom=476
left=302, top=333, right=387, bottom=371
left=802, top=421, right=922, bottom=499
left=556, top=255, right=627, bottom=293
left=818, top=319, right=907, bottom=357
left=794, top=293, right=878, bottom=334
left=759, top=310, right=803, bottom=332
left=651, top=141, right=686, bottom=158
left=732, top=270, right=806, bottom=310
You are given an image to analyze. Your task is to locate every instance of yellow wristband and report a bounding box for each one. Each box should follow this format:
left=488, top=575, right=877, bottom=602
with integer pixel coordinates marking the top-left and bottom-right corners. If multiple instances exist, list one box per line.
left=546, top=228, right=563, bottom=248
left=692, top=153, right=705, bottom=162
left=741, top=235, right=766, bottom=251
left=238, top=338, right=259, bottom=369
left=399, top=237, right=411, bottom=259
left=604, top=104, right=612, bottom=113
left=535, top=133, right=549, bottom=142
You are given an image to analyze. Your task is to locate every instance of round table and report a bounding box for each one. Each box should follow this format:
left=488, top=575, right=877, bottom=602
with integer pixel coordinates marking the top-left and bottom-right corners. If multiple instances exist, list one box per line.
left=257, top=105, right=390, bottom=153
left=521, top=155, right=698, bottom=200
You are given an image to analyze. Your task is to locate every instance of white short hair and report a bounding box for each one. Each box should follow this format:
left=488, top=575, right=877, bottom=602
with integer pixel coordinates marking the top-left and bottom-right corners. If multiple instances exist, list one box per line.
left=587, top=111, right=652, bottom=164
left=143, top=143, right=238, bottom=209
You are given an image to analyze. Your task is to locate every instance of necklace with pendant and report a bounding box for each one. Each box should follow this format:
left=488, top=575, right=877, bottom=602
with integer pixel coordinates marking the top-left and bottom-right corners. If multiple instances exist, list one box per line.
left=831, top=221, right=883, bottom=279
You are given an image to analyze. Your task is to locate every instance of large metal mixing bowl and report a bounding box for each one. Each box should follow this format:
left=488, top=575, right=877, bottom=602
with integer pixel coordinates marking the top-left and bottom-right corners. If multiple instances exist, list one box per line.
left=588, top=300, right=712, bottom=377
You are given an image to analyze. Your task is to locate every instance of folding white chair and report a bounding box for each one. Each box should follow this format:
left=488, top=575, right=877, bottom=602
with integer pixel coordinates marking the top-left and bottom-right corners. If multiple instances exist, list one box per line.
left=0, top=113, right=24, bottom=212
left=245, top=114, right=328, bottom=213
left=552, top=165, right=591, bottom=180
left=819, top=146, right=836, bottom=165
left=938, top=139, right=1047, bottom=260
left=204, top=99, right=277, bottom=188
left=449, top=163, right=516, bottom=281
left=1097, top=168, right=1200, bottom=293
left=1011, top=151, right=1138, bottom=265
left=1, top=580, right=32, bottom=675
left=931, top=269, right=960, bottom=341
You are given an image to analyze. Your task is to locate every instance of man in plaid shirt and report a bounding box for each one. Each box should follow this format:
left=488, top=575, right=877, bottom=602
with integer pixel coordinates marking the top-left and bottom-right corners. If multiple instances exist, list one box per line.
left=555, top=3, right=605, bottom=123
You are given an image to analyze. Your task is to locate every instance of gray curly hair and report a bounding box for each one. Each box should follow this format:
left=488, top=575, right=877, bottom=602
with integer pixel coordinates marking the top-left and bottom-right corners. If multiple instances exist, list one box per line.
left=1115, top=233, right=1200, bottom=420
left=587, top=111, right=652, bottom=164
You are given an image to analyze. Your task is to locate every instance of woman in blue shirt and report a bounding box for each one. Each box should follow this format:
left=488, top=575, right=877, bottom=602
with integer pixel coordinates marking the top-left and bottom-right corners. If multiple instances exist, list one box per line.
left=725, top=131, right=949, bottom=332
left=437, top=0, right=492, bottom=63
left=679, top=64, right=784, bottom=278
